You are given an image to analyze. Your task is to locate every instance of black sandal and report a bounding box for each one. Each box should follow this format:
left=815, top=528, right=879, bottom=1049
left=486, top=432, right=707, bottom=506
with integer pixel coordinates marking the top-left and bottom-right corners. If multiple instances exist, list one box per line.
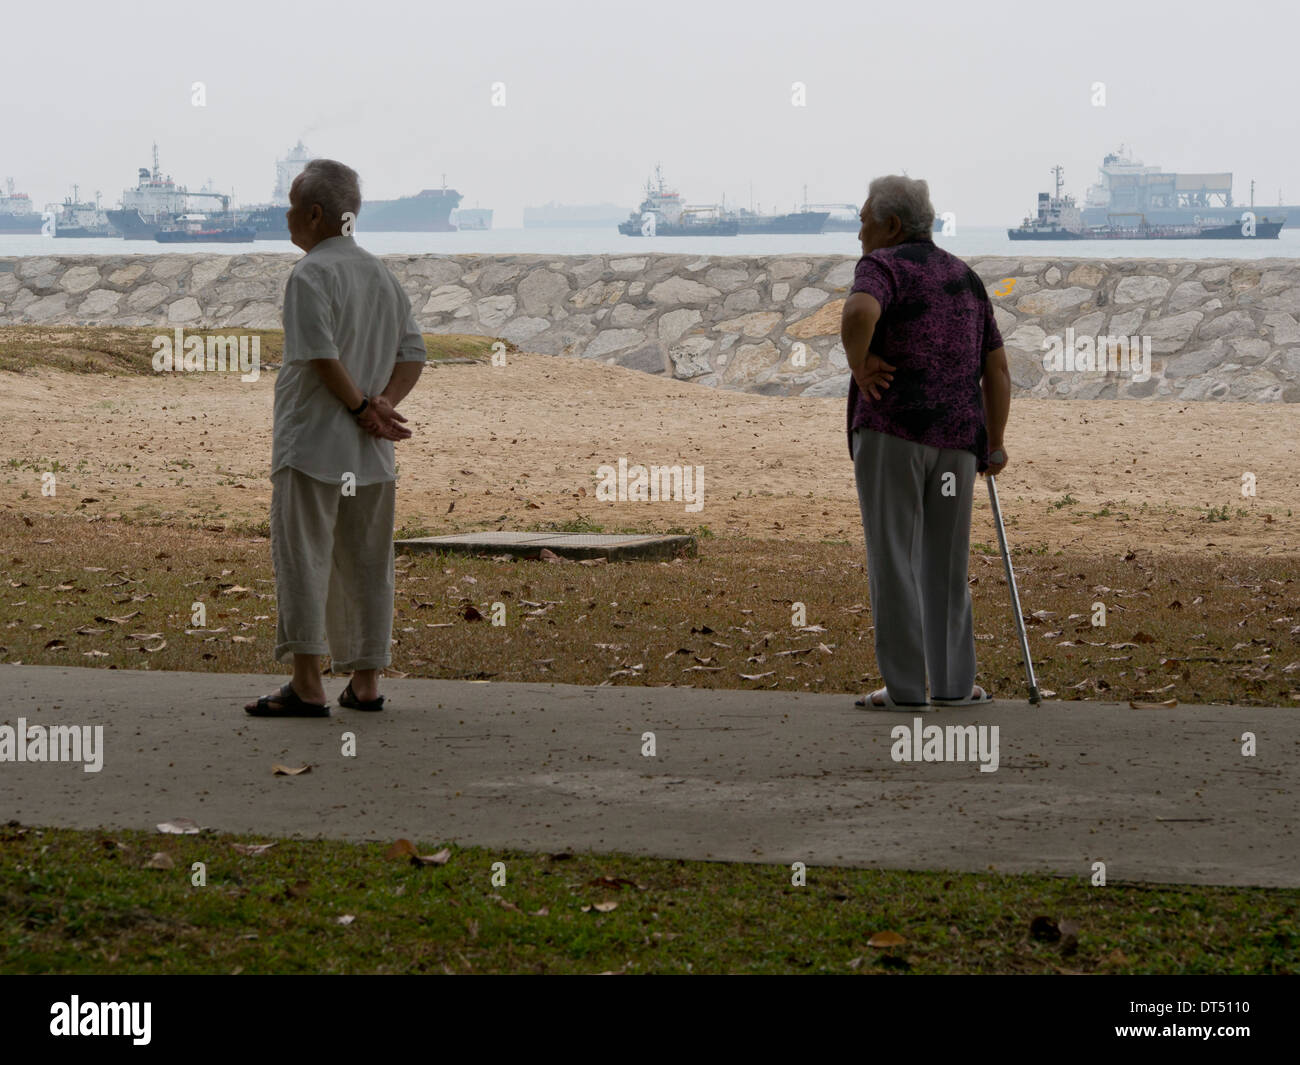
left=338, top=682, right=384, bottom=712
left=245, top=682, right=330, bottom=717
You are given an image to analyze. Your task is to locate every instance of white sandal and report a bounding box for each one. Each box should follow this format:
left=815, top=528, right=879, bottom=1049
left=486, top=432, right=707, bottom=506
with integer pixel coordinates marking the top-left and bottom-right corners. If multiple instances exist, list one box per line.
left=931, top=685, right=994, bottom=707
left=855, top=687, right=932, bottom=711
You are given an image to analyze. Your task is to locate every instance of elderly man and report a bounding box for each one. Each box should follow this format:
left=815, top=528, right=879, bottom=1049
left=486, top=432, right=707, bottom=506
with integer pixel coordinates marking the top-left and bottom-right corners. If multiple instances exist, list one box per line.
left=245, top=158, right=426, bottom=717
left=840, top=175, right=1011, bottom=711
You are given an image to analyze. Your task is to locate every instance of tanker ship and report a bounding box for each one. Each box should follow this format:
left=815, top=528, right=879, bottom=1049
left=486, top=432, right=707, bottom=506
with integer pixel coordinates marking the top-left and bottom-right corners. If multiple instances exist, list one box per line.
left=618, top=166, right=738, bottom=236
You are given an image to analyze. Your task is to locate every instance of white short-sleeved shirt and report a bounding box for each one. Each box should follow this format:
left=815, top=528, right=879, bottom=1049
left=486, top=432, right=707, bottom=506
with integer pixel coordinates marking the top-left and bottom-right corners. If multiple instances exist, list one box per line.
left=272, top=235, right=427, bottom=486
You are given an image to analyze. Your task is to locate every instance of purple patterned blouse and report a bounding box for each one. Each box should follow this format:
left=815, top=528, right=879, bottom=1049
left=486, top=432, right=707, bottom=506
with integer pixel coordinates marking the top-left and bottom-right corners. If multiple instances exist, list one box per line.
left=846, top=239, right=1004, bottom=472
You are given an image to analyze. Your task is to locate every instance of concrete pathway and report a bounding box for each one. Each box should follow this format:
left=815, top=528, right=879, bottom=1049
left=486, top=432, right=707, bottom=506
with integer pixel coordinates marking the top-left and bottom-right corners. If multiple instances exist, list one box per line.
left=1, top=664, right=1295, bottom=887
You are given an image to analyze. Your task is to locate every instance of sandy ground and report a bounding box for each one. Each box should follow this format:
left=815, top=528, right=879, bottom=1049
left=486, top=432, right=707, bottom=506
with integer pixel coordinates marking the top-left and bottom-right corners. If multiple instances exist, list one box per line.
left=2, top=354, right=1298, bottom=556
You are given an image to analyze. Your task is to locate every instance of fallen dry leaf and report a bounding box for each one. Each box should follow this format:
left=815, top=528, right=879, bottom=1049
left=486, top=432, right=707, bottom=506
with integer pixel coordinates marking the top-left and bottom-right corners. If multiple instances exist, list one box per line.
left=1128, top=699, right=1179, bottom=709
left=867, top=930, right=906, bottom=948
left=385, top=839, right=418, bottom=859
left=143, top=852, right=174, bottom=870
left=336, top=914, right=355, bottom=926
left=231, top=842, right=277, bottom=856
left=411, top=848, right=452, bottom=867
left=272, top=764, right=312, bottom=776
left=156, top=818, right=202, bottom=835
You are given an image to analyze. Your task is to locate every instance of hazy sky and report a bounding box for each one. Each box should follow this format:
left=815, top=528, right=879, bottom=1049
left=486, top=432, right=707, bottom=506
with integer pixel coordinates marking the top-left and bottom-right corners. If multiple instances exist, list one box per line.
left=7, top=0, right=1299, bottom=225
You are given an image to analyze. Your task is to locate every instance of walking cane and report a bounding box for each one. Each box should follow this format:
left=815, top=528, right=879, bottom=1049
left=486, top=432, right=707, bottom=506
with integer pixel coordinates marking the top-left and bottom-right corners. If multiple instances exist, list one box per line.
left=986, top=472, right=1041, bottom=705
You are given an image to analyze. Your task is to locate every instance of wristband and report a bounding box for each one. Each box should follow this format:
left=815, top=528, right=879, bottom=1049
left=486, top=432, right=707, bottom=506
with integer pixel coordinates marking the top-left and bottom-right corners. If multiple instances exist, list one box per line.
left=348, top=396, right=369, bottom=417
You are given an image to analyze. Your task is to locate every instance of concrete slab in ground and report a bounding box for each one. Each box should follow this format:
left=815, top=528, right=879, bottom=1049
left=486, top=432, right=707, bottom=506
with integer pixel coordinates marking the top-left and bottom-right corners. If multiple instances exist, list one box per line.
left=1, top=664, right=1295, bottom=887
left=396, top=531, right=695, bottom=561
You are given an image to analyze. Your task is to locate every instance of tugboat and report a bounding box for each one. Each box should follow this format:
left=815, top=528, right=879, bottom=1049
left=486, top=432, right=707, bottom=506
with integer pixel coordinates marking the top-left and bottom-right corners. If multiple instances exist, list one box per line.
left=1009, top=166, right=1283, bottom=240
left=618, top=166, right=738, bottom=236
left=155, top=214, right=255, bottom=243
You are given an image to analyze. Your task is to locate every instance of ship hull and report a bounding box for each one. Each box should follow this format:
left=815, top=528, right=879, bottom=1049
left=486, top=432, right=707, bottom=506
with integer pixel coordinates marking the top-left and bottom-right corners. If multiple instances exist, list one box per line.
left=0, top=216, right=44, bottom=234
left=1008, top=229, right=1087, bottom=240
left=355, top=190, right=461, bottom=232
left=618, top=220, right=739, bottom=236
left=734, top=212, right=828, bottom=234
left=106, top=209, right=171, bottom=240
left=243, top=191, right=462, bottom=239
left=1083, top=205, right=1300, bottom=230
left=52, top=226, right=118, bottom=238
left=155, top=227, right=256, bottom=243
left=1009, top=220, right=1283, bottom=240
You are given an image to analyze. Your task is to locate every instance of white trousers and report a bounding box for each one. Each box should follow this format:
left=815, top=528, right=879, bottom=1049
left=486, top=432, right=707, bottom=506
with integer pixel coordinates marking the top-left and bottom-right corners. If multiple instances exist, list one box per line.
left=270, top=466, right=396, bottom=672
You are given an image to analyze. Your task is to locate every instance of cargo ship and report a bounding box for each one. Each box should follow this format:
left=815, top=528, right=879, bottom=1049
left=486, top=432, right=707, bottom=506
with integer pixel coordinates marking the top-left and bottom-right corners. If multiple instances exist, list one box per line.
left=618, top=166, right=738, bottom=236
left=0, top=178, right=43, bottom=234
left=107, top=145, right=233, bottom=239
left=1009, top=167, right=1284, bottom=240
left=1081, top=145, right=1300, bottom=230
left=108, top=142, right=465, bottom=240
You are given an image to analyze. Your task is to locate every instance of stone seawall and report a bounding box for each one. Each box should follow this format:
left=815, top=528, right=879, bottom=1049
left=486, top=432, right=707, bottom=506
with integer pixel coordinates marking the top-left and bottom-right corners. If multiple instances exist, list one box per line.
left=2, top=252, right=1298, bottom=400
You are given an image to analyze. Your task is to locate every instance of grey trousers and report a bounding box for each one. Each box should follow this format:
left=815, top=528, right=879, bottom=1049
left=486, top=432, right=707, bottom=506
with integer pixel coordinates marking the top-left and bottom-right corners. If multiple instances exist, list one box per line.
left=270, top=466, right=396, bottom=672
left=852, top=427, right=977, bottom=704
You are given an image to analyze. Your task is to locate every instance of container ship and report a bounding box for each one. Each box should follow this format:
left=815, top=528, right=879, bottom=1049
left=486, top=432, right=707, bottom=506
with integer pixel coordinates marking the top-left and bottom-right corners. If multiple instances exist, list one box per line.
left=618, top=166, right=738, bottom=236
left=1009, top=167, right=1284, bottom=240
left=1081, top=145, right=1300, bottom=230
left=0, top=178, right=43, bottom=234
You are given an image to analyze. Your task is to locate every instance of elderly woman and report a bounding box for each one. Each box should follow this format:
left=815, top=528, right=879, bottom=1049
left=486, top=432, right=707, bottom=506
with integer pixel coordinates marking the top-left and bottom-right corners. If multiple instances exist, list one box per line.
left=840, top=175, right=1011, bottom=711
left=245, top=159, right=426, bottom=717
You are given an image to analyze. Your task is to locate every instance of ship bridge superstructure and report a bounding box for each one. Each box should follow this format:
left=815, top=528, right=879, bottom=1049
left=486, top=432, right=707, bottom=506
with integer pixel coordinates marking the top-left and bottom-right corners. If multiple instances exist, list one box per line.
left=272, top=140, right=313, bottom=205
left=1085, top=145, right=1232, bottom=214
left=120, top=144, right=189, bottom=217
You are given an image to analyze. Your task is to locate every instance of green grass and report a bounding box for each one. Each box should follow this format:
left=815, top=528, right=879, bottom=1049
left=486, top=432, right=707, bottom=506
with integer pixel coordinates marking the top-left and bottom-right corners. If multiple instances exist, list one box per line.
left=2, top=826, right=1295, bottom=974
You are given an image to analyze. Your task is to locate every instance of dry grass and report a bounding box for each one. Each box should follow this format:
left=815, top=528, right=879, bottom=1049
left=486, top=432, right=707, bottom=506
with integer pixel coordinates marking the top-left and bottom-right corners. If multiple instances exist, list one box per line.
left=1, top=510, right=1296, bottom=705
left=0, top=326, right=504, bottom=374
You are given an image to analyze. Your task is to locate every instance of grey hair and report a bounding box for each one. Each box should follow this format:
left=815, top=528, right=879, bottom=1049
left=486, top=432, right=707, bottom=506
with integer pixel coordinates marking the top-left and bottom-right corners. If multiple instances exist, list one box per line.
left=867, top=175, right=935, bottom=240
left=293, top=159, right=362, bottom=222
